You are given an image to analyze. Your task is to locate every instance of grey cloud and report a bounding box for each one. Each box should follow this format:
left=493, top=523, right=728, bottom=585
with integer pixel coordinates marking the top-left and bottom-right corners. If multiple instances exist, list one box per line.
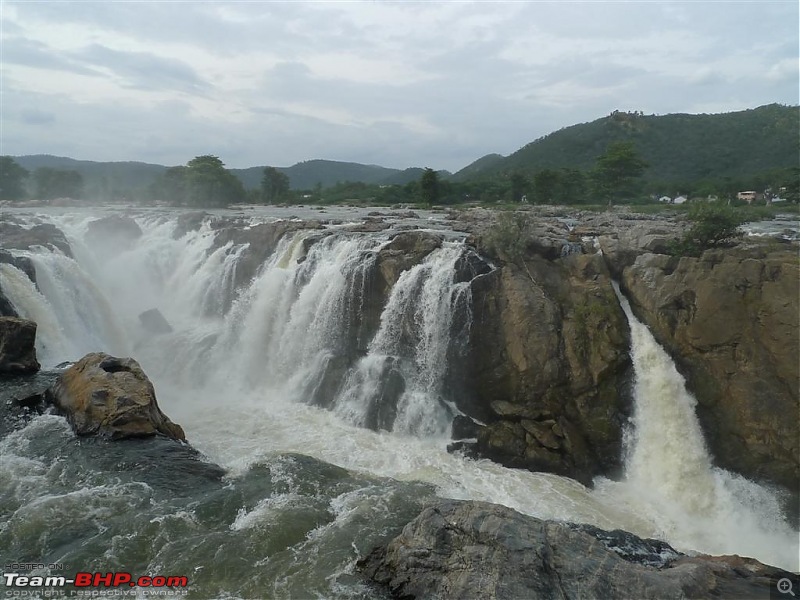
left=2, top=37, right=101, bottom=77
left=20, top=109, right=56, bottom=126
left=75, top=44, right=210, bottom=94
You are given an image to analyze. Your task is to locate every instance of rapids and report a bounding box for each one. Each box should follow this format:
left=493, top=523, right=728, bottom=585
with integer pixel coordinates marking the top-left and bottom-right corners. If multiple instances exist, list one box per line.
left=1, top=208, right=797, bottom=598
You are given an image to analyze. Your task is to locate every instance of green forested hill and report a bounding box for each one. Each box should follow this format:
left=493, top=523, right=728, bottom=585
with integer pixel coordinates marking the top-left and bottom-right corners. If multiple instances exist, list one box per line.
left=13, top=155, right=167, bottom=199
left=454, top=104, right=799, bottom=184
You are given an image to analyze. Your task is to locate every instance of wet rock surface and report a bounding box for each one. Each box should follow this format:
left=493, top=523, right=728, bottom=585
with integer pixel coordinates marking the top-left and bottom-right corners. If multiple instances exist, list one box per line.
left=622, top=247, right=800, bottom=493
left=48, top=352, right=185, bottom=441
left=0, top=216, right=72, bottom=256
left=360, top=499, right=795, bottom=600
left=85, top=214, right=143, bottom=250
left=0, top=317, right=40, bottom=375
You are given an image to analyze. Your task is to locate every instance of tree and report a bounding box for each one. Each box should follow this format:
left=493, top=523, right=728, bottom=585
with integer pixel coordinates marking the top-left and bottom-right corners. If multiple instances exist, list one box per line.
left=592, top=141, right=648, bottom=201
left=532, top=169, right=560, bottom=204
left=509, top=171, right=528, bottom=202
left=261, top=166, right=290, bottom=203
left=149, top=166, right=189, bottom=204
left=420, top=168, right=440, bottom=205
left=0, top=156, right=29, bottom=200
left=184, top=155, right=245, bottom=207
left=33, top=167, right=83, bottom=199
left=556, top=168, right=588, bottom=204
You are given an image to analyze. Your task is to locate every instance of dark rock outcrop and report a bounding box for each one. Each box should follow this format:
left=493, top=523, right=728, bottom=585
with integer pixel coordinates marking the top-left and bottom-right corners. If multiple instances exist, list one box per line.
left=0, top=317, right=40, bottom=375
left=211, top=219, right=325, bottom=295
left=48, top=352, right=185, bottom=441
left=172, top=211, right=210, bottom=239
left=0, top=370, right=61, bottom=437
left=84, top=214, right=143, bottom=252
left=0, top=217, right=72, bottom=256
left=360, top=499, right=794, bottom=600
left=139, top=308, right=173, bottom=334
left=621, top=247, right=800, bottom=493
left=0, top=251, right=38, bottom=317
left=0, top=289, right=18, bottom=318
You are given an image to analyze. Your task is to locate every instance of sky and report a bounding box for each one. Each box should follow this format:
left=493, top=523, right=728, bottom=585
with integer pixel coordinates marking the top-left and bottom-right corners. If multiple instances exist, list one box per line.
left=1, top=1, right=798, bottom=173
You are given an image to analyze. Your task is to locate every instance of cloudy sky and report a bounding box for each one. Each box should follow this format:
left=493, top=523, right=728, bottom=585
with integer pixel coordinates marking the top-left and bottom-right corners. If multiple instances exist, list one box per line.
left=1, top=1, right=797, bottom=172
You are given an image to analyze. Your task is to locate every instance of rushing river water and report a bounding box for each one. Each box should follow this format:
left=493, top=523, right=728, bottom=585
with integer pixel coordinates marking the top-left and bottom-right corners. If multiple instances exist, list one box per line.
left=0, top=208, right=797, bottom=598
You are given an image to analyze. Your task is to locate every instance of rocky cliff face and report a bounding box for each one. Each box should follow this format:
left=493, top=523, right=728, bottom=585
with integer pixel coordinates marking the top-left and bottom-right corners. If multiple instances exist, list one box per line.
left=454, top=214, right=633, bottom=485
left=359, top=499, right=794, bottom=600
left=621, top=246, right=799, bottom=493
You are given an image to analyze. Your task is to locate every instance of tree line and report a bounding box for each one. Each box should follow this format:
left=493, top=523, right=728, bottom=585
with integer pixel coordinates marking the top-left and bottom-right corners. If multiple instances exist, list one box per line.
left=0, top=156, right=85, bottom=201
left=3, top=143, right=797, bottom=207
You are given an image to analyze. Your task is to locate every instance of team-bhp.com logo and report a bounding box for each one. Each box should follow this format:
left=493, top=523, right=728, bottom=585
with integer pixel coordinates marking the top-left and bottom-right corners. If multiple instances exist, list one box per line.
left=4, top=572, right=188, bottom=594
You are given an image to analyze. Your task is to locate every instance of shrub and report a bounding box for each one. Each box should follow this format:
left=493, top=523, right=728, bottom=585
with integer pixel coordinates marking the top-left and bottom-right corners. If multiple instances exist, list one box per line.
left=668, top=203, right=747, bottom=256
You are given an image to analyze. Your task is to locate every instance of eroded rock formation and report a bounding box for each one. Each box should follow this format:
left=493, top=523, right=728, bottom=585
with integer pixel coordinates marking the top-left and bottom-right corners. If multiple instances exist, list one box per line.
left=360, top=499, right=794, bottom=600
left=48, top=352, right=185, bottom=441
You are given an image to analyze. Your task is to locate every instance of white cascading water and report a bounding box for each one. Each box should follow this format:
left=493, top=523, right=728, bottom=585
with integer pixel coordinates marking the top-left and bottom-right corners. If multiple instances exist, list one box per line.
left=593, top=284, right=797, bottom=569
left=1, top=210, right=797, bottom=573
left=335, top=243, right=471, bottom=436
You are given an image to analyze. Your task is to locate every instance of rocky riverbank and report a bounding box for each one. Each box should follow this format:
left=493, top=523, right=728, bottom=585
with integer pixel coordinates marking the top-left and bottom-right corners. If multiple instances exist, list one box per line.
left=359, top=499, right=797, bottom=599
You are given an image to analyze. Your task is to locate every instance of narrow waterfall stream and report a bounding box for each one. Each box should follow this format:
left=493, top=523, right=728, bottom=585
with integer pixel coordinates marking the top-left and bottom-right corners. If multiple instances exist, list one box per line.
left=1, top=210, right=796, bottom=598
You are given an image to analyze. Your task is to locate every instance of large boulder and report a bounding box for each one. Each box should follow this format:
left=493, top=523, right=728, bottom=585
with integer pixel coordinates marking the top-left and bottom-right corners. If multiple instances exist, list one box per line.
left=0, top=317, right=40, bottom=375
left=85, top=215, right=143, bottom=254
left=360, top=499, right=794, bottom=600
left=138, top=308, right=173, bottom=334
left=621, top=246, right=799, bottom=494
left=48, top=352, right=185, bottom=441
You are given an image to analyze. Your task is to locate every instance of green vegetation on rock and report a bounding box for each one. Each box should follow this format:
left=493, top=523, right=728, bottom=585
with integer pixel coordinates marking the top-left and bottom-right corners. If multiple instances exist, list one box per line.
left=668, top=203, right=748, bottom=256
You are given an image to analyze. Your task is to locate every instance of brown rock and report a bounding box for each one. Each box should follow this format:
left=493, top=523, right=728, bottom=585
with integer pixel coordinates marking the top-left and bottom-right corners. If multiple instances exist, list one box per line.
left=621, top=248, right=799, bottom=493
left=464, top=244, right=632, bottom=484
left=48, top=352, right=185, bottom=441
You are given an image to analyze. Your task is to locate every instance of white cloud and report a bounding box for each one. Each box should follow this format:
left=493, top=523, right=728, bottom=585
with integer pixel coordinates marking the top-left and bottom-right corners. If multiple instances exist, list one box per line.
left=2, top=0, right=797, bottom=171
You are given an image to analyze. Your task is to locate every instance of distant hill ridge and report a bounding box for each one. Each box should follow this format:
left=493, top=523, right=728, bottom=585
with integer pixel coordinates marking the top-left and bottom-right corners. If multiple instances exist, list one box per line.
left=12, top=104, right=798, bottom=194
left=11, top=155, right=437, bottom=193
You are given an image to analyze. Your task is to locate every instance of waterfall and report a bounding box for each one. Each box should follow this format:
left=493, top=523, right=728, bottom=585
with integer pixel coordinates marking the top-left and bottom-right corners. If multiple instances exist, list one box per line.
left=1, top=210, right=796, bottom=574
left=334, top=243, right=472, bottom=436
left=1, top=213, right=474, bottom=437
left=591, top=283, right=798, bottom=570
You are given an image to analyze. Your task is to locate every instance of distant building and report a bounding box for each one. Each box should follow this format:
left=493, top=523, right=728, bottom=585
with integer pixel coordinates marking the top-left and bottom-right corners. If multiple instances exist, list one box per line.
left=737, top=191, right=758, bottom=204
left=673, top=195, right=688, bottom=205
left=658, top=195, right=671, bottom=203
